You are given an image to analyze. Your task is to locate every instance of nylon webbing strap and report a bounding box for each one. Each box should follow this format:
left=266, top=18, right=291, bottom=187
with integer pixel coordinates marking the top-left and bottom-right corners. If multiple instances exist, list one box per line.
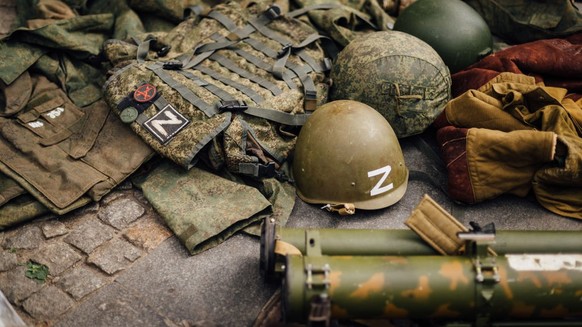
left=244, top=37, right=318, bottom=110
left=133, top=37, right=153, bottom=63
left=244, top=37, right=317, bottom=86
left=194, top=39, right=238, bottom=54
left=183, top=44, right=216, bottom=69
left=240, top=119, right=283, bottom=163
left=177, top=70, right=235, bottom=102
left=209, top=34, right=297, bottom=90
left=287, top=2, right=378, bottom=30
left=209, top=53, right=283, bottom=96
left=286, top=3, right=341, bottom=18
left=243, top=106, right=310, bottom=126
left=205, top=9, right=319, bottom=108
left=134, top=94, right=171, bottom=125
left=273, top=32, right=326, bottom=76
left=243, top=7, right=325, bottom=73
left=194, top=65, right=264, bottom=104
left=147, top=63, right=218, bottom=117
left=207, top=10, right=238, bottom=32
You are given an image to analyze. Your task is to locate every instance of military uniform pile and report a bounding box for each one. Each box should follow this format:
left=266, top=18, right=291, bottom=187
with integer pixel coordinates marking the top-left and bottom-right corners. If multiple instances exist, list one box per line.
left=0, top=0, right=581, bottom=256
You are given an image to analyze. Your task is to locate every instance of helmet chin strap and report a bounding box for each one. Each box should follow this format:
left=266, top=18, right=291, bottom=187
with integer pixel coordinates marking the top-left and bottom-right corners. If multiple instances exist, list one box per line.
left=320, top=203, right=356, bottom=215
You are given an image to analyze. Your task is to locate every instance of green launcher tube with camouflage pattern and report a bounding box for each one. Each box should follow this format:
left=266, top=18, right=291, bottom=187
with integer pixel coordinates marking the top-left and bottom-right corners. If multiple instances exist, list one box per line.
left=260, top=218, right=582, bottom=282
left=282, top=253, right=582, bottom=324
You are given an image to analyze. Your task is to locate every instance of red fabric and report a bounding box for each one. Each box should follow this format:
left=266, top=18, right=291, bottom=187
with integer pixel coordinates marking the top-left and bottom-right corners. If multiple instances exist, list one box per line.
left=452, top=33, right=582, bottom=99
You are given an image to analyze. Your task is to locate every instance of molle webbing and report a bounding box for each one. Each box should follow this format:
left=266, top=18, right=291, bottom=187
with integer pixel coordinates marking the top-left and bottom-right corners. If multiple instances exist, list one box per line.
left=147, top=63, right=218, bottom=117
left=147, top=63, right=311, bottom=127
left=104, top=3, right=332, bottom=173
left=203, top=7, right=325, bottom=109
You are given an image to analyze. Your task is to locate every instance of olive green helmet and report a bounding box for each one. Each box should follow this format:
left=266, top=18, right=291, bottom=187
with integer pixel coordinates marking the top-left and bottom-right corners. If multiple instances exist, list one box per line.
left=393, top=0, right=493, bottom=73
left=292, top=100, right=408, bottom=211
left=329, top=31, right=451, bottom=139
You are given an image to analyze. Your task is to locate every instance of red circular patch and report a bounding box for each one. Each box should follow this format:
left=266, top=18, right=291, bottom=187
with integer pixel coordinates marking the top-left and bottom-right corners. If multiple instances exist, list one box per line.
left=133, top=83, right=157, bottom=103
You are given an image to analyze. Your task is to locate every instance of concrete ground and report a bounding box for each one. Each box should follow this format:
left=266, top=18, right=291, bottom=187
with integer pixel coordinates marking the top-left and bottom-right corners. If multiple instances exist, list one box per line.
left=1, top=1, right=582, bottom=327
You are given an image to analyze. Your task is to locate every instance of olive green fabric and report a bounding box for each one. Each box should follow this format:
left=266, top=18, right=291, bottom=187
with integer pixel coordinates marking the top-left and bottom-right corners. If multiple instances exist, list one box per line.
left=0, top=74, right=154, bottom=215
left=0, top=172, right=27, bottom=207
left=445, top=73, right=582, bottom=219
left=464, top=0, right=582, bottom=44
left=137, top=160, right=272, bottom=255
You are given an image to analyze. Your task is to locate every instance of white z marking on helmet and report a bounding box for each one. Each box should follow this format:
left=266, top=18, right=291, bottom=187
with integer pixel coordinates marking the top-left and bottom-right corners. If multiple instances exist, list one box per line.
left=368, top=165, right=393, bottom=196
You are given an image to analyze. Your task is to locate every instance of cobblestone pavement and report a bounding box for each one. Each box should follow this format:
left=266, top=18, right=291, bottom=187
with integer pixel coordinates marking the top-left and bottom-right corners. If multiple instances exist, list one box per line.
left=0, top=182, right=173, bottom=326
left=0, top=2, right=172, bottom=325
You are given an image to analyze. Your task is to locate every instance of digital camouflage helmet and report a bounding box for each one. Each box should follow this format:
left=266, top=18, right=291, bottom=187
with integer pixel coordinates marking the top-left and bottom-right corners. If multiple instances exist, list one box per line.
left=292, top=100, right=408, bottom=212
left=393, top=0, right=493, bottom=73
left=329, top=31, right=451, bottom=138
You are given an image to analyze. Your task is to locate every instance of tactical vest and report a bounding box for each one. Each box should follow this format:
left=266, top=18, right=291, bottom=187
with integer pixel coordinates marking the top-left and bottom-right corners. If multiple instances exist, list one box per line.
left=103, top=1, right=336, bottom=179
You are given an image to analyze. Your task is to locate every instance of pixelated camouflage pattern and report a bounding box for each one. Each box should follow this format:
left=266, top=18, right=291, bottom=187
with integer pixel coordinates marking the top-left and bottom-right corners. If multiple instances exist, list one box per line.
left=104, top=1, right=330, bottom=172
left=330, top=31, right=451, bottom=138
left=284, top=254, right=582, bottom=323
left=0, top=12, right=113, bottom=86
left=127, top=0, right=197, bottom=23
left=294, top=0, right=394, bottom=47
left=138, top=160, right=272, bottom=255
left=0, top=194, right=51, bottom=230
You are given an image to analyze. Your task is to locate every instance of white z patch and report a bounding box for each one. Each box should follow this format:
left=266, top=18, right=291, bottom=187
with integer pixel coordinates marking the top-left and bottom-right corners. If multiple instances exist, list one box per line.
left=150, top=111, right=180, bottom=137
left=143, top=104, right=190, bottom=144
left=367, top=165, right=393, bottom=196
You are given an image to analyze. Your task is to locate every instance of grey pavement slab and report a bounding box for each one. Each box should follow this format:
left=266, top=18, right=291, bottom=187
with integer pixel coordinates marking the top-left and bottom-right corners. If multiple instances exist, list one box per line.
left=55, top=282, right=169, bottom=327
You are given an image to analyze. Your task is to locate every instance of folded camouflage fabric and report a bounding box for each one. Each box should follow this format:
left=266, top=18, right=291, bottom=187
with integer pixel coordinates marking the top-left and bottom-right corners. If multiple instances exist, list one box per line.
left=136, top=160, right=275, bottom=255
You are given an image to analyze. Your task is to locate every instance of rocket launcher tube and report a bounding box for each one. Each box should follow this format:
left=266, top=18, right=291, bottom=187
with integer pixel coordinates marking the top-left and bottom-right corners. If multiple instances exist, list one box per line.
left=282, top=253, right=582, bottom=324
left=260, top=217, right=582, bottom=282
left=260, top=219, right=582, bottom=280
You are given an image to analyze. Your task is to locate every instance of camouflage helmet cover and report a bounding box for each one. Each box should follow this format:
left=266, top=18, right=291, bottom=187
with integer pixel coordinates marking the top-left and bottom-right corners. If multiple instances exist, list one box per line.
left=329, top=31, right=451, bottom=138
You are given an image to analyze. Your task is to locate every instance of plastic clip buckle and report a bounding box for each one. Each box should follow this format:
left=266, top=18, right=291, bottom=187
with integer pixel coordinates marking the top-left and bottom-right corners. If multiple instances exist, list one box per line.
left=257, top=162, right=277, bottom=178
left=217, top=100, right=248, bottom=112
left=163, top=61, right=183, bottom=70
left=277, top=43, right=292, bottom=58
left=264, top=5, right=281, bottom=20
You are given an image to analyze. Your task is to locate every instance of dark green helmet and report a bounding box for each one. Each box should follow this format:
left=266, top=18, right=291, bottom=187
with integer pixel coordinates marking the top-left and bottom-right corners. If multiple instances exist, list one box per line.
left=292, top=100, right=408, bottom=211
left=329, top=31, right=451, bottom=138
left=393, top=0, right=493, bottom=73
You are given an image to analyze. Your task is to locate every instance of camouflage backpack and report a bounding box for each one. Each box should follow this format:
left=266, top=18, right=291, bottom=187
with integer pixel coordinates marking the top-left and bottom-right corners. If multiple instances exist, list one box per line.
left=102, top=1, right=336, bottom=179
